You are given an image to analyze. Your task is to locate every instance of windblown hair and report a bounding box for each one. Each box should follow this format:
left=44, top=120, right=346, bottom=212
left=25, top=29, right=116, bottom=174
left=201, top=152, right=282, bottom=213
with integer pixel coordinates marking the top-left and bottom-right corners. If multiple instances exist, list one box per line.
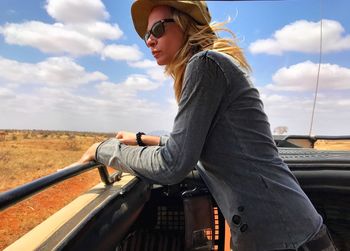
left=165, top=8, right=251, bottom=102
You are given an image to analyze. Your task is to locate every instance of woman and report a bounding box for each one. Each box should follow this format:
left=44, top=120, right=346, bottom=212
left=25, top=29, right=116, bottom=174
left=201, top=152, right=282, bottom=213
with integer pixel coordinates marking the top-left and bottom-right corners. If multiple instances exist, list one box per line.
left=76, top=1, right=336, bottom=250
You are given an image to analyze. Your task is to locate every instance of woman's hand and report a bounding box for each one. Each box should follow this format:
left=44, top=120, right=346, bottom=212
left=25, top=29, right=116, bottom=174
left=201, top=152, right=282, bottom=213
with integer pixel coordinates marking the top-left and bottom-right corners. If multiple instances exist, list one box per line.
left=58, top=142, right=101, bottom=171
left=116, top=131, right=137, bottom=145
left=77, top=142, right=101, bottom=163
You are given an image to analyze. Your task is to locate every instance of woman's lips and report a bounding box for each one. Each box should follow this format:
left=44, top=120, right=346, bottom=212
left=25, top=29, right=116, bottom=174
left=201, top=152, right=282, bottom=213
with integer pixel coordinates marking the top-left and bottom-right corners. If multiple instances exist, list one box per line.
left=152, top=50, right=160, bottom=58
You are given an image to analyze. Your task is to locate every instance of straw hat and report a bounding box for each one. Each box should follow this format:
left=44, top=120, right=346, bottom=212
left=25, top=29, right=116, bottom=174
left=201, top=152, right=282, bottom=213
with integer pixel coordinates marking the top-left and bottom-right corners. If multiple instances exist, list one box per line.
left=131, top=0, right=211, bottom=38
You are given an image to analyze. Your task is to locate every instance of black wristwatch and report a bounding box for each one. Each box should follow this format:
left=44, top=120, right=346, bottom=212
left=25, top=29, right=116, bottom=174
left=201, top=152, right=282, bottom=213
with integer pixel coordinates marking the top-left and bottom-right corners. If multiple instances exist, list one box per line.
left=136, top=132, right=146, bottom=146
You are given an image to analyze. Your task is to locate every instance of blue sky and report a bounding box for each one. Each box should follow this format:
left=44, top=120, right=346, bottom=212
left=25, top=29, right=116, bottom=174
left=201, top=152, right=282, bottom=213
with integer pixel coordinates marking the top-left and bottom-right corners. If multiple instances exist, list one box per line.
left=0, top=0, right=349, bottom=135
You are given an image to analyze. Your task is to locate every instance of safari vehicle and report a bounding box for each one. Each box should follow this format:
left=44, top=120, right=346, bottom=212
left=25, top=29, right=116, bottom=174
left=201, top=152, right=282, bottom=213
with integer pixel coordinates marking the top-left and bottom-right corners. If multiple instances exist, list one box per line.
left=1, top=0, right=349, bottom=250
left=1, top=135, right=350, bottom=251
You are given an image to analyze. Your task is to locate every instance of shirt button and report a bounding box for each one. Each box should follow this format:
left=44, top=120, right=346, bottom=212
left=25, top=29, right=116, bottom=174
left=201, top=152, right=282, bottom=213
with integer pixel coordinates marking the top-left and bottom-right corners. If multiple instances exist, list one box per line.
left=238, top=206, right=244, bottom=212
left=240, top=224, right=248, bottom=232
left=232, top=215, right=241, bottom=225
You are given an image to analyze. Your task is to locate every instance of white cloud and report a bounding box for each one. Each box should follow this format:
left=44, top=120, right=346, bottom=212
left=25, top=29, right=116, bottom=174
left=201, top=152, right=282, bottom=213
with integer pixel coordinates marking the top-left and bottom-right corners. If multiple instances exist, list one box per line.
left=67, top=22, right=123, bottom=40
left=123, top=74, right=161, bottom=91
left=127, top=59, right=170, bottom=82
left=257, top=61, right=350, bottom=135
left=0, top=82, right=176, bottom=133
left=266, top=61, right=350, bottom=92
left=145, top=68, right=169, bottom=82
left=0, top=0, right=123, bottom=56
left=128, top=59, right=158, bottom=68
left=0, top=87, right=16, bottom=99
left=101, top=44, right=143, bottom=61
left=259, top=87, right=350, bottom=135
left=0, top=21, right=104, bottom=55
left=260, top=93, right=285, bottom=103
left=97, top=74, right=161, bottom=99
left=0, top=56, right=107, bottom=87
left=45, top=0, right=109, bottom=23
left=338, top=99, right=350, bottom=106
left=97, top=81, right=135, bottom=100
left=249, top=19, right=350, bottom=55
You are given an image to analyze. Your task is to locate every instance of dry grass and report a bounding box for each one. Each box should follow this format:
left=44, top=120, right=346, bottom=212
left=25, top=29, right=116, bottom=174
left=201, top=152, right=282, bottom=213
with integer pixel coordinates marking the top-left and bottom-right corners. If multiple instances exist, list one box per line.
left=0, top=130, right=111, bottom=191
left=0, top=130, right=112, bottom=250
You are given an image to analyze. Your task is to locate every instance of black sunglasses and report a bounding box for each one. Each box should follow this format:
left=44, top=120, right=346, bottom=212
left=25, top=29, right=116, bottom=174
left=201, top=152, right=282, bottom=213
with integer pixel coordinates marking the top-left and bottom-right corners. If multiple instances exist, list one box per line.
left=144, top=18, right=175, bottom=43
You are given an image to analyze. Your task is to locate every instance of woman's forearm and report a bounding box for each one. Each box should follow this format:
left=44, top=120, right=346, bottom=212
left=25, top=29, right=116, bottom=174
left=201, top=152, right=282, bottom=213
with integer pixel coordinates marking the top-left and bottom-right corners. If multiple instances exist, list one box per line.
left=141, top=134, right=161, bottom=146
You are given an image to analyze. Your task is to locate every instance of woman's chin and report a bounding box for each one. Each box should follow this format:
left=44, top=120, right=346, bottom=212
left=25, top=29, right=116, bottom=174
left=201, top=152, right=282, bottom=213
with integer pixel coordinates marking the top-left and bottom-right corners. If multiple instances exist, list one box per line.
left=155, top=59, right=166, bottom=66
left=154, top=55, right=170, bottom=66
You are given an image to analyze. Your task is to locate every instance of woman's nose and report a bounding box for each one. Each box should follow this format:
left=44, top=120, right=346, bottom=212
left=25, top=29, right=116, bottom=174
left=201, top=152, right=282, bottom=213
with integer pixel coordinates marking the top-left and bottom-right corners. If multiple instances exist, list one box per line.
left=146, top=36, right=157, bottom=48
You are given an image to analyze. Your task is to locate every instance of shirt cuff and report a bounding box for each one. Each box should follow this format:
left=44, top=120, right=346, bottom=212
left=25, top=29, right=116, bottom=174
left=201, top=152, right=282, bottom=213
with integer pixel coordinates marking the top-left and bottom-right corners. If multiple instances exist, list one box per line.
left=95, top=138, right=118, bottom=166
left=159, top=135, right=169, bottom=146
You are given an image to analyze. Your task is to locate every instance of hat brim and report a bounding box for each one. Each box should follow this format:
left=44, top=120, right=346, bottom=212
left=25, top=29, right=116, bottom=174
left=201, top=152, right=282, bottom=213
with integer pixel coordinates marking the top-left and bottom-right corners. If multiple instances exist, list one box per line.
left=131, top=0, right=209, bottom=39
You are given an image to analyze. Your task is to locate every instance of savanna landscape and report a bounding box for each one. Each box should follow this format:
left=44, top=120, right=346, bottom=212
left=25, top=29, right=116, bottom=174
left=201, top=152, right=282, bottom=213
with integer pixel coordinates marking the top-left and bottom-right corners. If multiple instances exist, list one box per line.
left=0, top=130, right=113, bottom=250
left=0, top=130, right=350, bottom=250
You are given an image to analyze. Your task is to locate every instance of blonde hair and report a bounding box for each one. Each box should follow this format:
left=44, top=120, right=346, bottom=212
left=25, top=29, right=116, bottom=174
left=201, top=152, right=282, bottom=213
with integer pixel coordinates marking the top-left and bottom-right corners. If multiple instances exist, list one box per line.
left=165, top=8, right=251, bottom=102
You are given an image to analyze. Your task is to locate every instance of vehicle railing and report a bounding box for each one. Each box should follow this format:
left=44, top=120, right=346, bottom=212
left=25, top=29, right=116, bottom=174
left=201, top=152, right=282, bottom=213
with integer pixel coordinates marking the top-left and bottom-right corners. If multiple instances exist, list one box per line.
left=313, top=135, right=350, bottom=140
left=0, top=161, right=121, bottom=211
left=275, top=135, right=350, bottom=148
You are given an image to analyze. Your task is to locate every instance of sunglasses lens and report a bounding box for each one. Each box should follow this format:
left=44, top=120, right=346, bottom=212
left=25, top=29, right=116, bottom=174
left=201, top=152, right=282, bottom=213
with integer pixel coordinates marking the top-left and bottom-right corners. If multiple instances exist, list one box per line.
left=151, top=22, right=165, bottom=38
left=144, top=19, right=174, bottom=44
left=144, top=32, right=150, bottom=42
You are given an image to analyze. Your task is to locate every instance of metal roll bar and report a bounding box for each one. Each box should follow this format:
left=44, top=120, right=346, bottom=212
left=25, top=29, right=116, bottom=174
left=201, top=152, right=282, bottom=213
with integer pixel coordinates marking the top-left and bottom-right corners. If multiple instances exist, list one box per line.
left=0, top=161, right=121, bottom=211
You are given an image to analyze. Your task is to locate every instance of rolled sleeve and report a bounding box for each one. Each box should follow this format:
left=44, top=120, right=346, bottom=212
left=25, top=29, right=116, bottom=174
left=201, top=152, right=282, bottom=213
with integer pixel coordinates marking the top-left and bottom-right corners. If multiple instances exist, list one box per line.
left=159, top=135, right=169, bottom=146
left=96, top=138, right=137, bottom=175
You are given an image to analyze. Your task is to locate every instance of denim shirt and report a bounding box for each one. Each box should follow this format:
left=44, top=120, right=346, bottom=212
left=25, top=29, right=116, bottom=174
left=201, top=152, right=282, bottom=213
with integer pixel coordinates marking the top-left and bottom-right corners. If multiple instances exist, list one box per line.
left=96, top=50, right=322, bottom=251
